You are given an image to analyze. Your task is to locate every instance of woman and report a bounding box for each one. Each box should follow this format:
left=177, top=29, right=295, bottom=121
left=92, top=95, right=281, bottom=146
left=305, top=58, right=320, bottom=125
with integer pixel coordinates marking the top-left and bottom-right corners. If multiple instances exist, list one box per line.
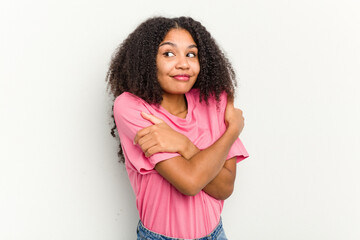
left=106, top=16, right=249, bottom=240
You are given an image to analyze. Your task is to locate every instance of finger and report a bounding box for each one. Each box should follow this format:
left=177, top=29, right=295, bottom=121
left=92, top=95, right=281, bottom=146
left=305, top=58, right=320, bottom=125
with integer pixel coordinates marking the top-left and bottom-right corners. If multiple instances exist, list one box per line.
left=137, top=133, right=153, bottom=146
left=141, top=112, right=163, bottom=125
left=134, top=127, right=152, bottom=144
left=141, top=139, right=158, bottom=155
left=145, top=145, right=163, bottom=157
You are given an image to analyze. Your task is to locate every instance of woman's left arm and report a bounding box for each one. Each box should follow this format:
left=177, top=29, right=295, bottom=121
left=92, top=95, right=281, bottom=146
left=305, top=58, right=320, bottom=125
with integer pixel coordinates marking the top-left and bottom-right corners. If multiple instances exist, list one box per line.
left=134, top=112, right=237, bottom=200
left=171, top=134, right=237, bottom=200
left=202, top=157, right=236, bottom=200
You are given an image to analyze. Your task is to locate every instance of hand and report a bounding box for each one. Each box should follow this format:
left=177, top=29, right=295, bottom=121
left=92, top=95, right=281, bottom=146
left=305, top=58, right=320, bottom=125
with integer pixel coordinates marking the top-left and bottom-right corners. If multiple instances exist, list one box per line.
left=134, top=112, right=192, bottom=157
left=224, top=96, right=244, bottom=135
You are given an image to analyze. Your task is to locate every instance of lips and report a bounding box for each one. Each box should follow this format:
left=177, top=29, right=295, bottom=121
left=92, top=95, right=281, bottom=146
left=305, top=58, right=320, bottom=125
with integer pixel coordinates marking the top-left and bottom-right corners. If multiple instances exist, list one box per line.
left=173, top=74, right=190, bottom=81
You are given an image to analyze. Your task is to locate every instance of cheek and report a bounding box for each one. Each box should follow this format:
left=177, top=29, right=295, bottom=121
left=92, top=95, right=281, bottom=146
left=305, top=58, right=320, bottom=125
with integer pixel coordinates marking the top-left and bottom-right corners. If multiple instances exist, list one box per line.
left=157, top=61, right=172, bottom=75
left=193, top=62, right=200, bottom=75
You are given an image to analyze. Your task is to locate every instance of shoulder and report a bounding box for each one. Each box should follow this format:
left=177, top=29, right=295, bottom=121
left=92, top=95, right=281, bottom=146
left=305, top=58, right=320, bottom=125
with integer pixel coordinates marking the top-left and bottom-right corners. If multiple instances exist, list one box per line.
left=114, top=92, right=149, bottom=115
left=115, top=92, right=144, bottom=109
left=189, top=89, right=228, bottom=112
left=113, top=92, right=153, bottom=127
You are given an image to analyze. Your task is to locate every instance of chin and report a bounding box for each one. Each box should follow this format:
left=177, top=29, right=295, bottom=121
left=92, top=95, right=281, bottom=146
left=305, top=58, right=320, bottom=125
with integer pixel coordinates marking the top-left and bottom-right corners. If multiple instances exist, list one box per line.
left=170, top=87, right=193, bottom=94
left=165, top=90, right=189, bottom=95
left=160, top=80, right=196, bottom=95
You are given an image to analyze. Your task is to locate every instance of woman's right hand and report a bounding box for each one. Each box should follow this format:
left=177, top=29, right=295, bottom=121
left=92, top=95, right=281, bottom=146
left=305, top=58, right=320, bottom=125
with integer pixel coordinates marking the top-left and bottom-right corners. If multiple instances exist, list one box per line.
left=134, top=112, right=199, bottom=159
left=224, top=96, right=244, bottom=135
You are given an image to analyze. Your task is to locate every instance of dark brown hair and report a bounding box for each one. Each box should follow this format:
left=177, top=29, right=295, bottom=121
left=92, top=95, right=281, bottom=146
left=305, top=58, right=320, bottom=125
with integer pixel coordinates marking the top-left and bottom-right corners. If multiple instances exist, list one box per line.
left=106, top=16, right=237, bottom=162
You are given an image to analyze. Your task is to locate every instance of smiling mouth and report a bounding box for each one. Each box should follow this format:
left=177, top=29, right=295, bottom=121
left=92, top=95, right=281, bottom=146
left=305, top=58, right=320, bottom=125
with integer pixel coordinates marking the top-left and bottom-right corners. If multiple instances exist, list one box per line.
left=173, top=75, right=190, bottom=81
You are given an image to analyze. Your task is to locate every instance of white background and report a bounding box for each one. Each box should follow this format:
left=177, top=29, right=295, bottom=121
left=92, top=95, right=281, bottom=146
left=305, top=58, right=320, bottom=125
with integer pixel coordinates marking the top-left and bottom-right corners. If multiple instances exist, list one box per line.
left=1, top=0, right=359, bottom=239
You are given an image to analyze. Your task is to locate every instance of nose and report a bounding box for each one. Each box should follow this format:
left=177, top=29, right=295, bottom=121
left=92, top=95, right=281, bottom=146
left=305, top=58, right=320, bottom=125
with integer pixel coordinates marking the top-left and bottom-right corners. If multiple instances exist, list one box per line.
left=175, top=55, right=190, bottom=69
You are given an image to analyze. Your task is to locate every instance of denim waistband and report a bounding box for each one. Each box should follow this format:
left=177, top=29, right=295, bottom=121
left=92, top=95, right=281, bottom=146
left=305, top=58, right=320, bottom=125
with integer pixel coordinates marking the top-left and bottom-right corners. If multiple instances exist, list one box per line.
left=137, top=218, right=224, bottom=240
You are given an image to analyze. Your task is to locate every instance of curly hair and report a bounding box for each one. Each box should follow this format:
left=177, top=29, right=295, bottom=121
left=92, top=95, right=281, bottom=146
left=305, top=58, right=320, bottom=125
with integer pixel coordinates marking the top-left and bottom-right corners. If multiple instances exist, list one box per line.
left=106, top=16, right=237, bottom=162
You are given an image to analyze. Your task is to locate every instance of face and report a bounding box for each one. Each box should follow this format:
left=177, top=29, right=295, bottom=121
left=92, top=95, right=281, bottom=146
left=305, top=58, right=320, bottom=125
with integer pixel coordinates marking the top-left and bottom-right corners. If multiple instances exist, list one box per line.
left=156, top=28, right=200, bottom=96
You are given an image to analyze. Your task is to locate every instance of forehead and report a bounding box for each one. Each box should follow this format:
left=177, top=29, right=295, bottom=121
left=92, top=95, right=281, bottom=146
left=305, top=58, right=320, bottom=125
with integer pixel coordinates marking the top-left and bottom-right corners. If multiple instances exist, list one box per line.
left=160, top=28, right=196, bottom=46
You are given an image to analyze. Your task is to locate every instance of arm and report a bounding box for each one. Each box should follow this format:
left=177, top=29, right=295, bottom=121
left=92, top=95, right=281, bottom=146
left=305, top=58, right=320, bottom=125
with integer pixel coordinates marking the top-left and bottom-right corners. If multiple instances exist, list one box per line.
left=134, top=99, right=244, bottom=197
left=168, top=134, right=237, bottom=200
left=162, top=131, right=236, bottom=200
left=203, top=157, right=236, bottom=200
left=154, top=124, right=239, bottom=196
left=174, top=138, right=237, bottom=200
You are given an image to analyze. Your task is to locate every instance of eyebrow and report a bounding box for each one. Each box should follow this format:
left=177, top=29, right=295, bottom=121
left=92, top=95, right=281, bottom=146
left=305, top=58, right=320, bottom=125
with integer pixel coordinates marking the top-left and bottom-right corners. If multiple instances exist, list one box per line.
left=159, top=41, right=198, bottom=49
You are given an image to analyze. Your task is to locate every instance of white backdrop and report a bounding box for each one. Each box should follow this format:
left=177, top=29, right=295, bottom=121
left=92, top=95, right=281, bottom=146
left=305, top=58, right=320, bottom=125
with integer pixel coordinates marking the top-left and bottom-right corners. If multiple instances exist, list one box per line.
left=1, top=0, right=360, bottom=239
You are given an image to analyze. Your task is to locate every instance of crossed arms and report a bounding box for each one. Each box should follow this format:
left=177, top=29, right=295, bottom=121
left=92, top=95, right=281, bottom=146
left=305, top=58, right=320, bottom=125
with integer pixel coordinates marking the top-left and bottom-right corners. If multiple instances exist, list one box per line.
left=133, top=99, right=244, bottom=200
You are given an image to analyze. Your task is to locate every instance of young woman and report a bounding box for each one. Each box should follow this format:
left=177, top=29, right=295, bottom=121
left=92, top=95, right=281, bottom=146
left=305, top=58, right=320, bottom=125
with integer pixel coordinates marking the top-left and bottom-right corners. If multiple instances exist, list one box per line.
left=106, top=16, right=249, bottom=240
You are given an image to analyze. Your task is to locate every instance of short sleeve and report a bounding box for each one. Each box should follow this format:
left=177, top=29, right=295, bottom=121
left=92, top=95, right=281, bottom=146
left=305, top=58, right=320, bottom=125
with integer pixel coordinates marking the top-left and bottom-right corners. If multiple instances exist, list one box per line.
left=218, top=91, right=250, bottom=163
left=114, top=92, right=180, bottom=174
left=227, top=138, right=249, bottom=163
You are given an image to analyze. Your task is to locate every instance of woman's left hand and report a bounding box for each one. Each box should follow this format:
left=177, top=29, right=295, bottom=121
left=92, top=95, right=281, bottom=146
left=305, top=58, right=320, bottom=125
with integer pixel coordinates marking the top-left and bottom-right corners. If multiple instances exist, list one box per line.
left=134, top=112, right=197, bottom=158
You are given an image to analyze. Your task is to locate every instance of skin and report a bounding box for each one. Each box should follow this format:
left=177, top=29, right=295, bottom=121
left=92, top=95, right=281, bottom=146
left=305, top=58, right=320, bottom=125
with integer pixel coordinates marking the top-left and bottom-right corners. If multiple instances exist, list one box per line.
left=156, top=28, right=200, bottom=116
left=134, top=29, right=245, bottom=199
left=135, top=101, right=243, bottom=200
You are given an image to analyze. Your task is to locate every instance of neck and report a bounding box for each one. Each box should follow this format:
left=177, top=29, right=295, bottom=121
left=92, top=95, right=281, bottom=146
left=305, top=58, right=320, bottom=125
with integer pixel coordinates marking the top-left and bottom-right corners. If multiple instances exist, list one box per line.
left=161, top=93, right=188, bottom=117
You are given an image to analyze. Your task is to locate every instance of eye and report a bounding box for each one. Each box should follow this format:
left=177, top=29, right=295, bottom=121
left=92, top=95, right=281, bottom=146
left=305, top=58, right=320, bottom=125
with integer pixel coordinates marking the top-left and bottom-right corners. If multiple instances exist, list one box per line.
left=163, top=52, right=175, bottom=57
left=187, top=52, right=197, bottom=58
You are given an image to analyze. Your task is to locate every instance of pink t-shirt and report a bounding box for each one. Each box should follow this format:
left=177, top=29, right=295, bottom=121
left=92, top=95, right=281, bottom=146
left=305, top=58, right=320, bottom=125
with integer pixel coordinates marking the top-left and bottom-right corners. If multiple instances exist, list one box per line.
left=114, top=89, right=249, bottom=239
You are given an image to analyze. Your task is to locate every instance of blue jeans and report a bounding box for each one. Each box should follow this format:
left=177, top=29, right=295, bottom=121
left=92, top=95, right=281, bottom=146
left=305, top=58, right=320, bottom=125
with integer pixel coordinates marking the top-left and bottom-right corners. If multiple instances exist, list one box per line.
left=136, top=218, right=228, bottom=240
